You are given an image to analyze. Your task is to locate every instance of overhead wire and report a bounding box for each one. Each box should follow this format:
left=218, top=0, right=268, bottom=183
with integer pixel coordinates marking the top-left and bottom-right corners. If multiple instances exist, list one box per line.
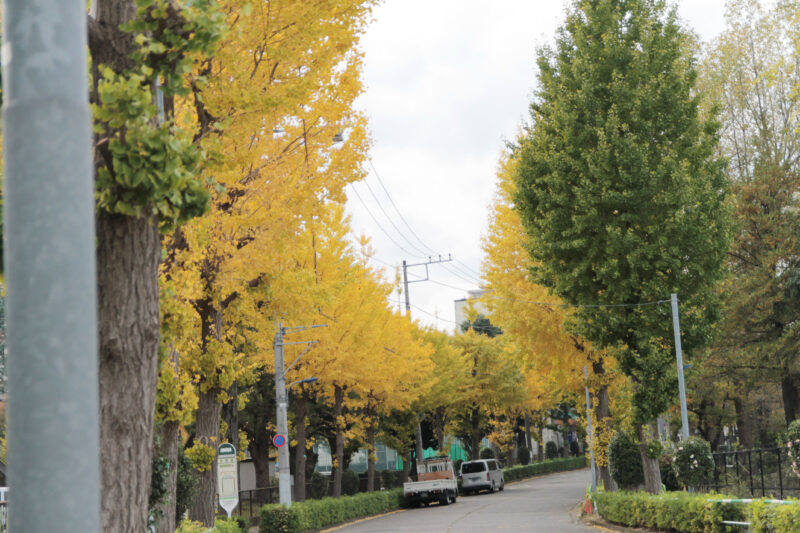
left=349, top=185, right=428, bottom=260
left=366, top=158, right=483, bottom=283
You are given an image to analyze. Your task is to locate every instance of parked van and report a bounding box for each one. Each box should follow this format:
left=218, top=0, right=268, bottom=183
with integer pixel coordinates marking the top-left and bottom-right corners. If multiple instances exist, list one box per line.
left=459, top=459, right=504, bottom=494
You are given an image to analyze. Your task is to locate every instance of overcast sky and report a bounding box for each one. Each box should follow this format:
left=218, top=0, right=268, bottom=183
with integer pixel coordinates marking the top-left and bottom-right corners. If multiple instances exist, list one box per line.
left=345, top=0, right=730, bottom=331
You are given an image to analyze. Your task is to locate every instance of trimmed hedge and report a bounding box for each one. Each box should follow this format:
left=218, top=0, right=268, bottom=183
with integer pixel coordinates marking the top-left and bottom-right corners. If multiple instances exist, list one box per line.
left=503, top=455, right=588, bottom=481
left=749, top=500, right=800, bottom=533
left=596, top=491, right=745, bottom=533
left=259, top=488, right=404, bottom=533
left=597, top=490, right=800, bottom=532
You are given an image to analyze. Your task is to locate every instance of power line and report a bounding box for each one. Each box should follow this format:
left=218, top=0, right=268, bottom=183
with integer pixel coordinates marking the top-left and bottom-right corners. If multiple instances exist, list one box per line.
left=349, top=185, right=428, bottom=260
left=361, top=178, right=431, bottom=258
left=367, top=158, right=483, bottom=282
left=409, top=303, right=458, bottom=325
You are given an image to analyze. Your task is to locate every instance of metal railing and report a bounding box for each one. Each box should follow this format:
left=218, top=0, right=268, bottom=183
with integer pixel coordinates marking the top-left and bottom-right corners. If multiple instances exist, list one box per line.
left=709, top=447, right=800, bottom=499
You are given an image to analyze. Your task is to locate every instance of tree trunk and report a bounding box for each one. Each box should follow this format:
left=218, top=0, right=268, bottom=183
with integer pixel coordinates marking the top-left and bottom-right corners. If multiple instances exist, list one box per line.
left=97, top=213, right=161, bottom=533
left=189, top=388, right=222, bottom=526
left=367, top=418, right=376, bottom=492
left=434, top=408, right=445, bottom=452
left=524, top=412, right=532, bottom=451
left=401, top=449, right=412, bottom=483
left=637, top=423, right=661, bottom=495
left=154, top=420, right=180, bottom=533
left=222, top=381, right=239, bottom=450
left=294, top=393, right=307, bottom=502
left=734, top=396, right=755, bottom=449
left=252, top=435, right=271, bottom=489
left=782, top=372, right=800, bottom=425
left=593, top=381, right=617, bottom=491
left=333, top=385, right=345, bottom=498
left=415, top=417, right=425, bottom=466
left=471, top=407, right=481, bottom=460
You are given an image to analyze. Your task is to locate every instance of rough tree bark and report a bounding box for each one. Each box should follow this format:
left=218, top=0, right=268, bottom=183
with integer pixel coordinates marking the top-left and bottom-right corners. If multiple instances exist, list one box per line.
left=154, top=420, right=180, bottom=533
left=592, top=358, right=617, bottom=491
left=433, top=408, right=446, bottom=452
left=401, top=450, right=412, bottom=483
left=366, top=414, right=376, bottom=492
left=189, top=388, right=222, bottom=525
left=89, top=1, right=164, bottom=531
left=470, top=407, right=481, bottom=460
left=294, top=393, right=308, bottom=502
left=734, top=396, right=755, bottom=448
left=97, top=214, right=162, bottom=532
left=333, top=385, right=345, bottom=498
left=637, top=423, right=662, bottom=494
left=782, top=371, right=800, bottom=425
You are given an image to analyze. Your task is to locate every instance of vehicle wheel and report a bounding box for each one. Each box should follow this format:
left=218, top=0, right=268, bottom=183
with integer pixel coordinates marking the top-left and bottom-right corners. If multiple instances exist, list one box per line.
left=450, top=491, right=457, bottom=503
left=490, top=482, right=496, bottom=493
left=440, top=494, right=450, bottom=506
left=499, top=482, right=504, bottom=491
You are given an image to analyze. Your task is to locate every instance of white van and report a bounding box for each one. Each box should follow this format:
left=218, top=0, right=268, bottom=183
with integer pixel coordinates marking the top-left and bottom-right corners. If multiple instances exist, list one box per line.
left=459, top=459, right=504, bottom=494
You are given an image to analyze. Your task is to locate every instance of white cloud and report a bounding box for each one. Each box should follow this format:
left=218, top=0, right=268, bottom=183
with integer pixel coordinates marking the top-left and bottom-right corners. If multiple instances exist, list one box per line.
left=349, top=0, right=729, bottom=330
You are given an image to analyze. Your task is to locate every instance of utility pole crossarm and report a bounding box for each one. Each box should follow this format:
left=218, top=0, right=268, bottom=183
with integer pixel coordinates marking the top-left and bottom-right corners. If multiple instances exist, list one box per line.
left=402, top=254, right=453, bottom=314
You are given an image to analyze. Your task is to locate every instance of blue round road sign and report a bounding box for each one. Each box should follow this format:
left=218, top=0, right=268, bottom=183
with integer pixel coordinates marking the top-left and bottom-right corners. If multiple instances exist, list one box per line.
left=273, top=434, right=286, bottom=447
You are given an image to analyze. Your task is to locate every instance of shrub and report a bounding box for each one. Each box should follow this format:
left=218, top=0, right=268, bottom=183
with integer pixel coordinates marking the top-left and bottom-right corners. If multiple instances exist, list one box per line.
left=784, top=419, right=800, bottom=478
left=518, top=446, right=531, bottom=465
left=750, top=499, right=800, bottom=533
left=310, top=471, right=330, bottom=499
left=659, top=447, right=680, bottom=491
left=672, top=436, right=714, bottom=490
left=596, top=490, right=745, bottom=533
left=453, top=459, right=464, bottom=473
left=609, top=431, right=643, bottom=490
left=545, top=441, right=559, bottom=460
left=502, top=456, right=587, bottom=481
left=569, top=440, right=581, bottom=457
left=214, top=517, right=246, bottom=533
left=379, top=469, right=401, bottom=489
left=259, top=488, right=404, bottom=533
left=342, top=470, right=360, bottom=495
left=479, top=447, right=495, bottom=459
left=176, top=446, right=198, bottom=522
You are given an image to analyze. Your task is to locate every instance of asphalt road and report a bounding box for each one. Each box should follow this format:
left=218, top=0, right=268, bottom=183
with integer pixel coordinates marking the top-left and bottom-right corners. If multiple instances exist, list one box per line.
left=325, top=468, right=600, bottom=533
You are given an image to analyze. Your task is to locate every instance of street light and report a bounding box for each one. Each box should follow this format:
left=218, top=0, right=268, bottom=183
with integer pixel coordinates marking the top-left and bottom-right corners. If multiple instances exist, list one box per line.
left=289, top=377, right=319, bottom=390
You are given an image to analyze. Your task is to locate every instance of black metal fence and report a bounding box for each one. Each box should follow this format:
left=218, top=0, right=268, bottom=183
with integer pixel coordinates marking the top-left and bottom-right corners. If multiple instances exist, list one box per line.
left=709, top=447, right=800, bottom=499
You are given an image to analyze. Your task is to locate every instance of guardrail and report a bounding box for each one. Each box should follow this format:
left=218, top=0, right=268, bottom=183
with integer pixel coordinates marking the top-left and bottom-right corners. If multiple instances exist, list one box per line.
left=708, top=498, right=800, bottom=530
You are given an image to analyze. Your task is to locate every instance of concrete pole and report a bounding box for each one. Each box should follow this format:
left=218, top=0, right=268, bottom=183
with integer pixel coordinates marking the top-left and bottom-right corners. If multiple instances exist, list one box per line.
left=584, top=367, right=597, bottom=498
left=3, top=1, right=100, bottom=531
left=671, top=293, right=690, bottom=441
left=402, top=260, right=410, bottom=314
left=274, top=323, right=292, bottom=506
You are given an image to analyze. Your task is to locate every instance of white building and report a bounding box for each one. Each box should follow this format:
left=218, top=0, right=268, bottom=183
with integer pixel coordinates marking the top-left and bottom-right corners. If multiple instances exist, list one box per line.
left=453, top=289, right=490, bottom=332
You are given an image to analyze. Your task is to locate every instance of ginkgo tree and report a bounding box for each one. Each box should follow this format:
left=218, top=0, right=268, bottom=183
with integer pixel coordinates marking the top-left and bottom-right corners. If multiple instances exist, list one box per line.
left=160, top=0, right=379, bottom=523
left=481, top=149, right=620, bottom=489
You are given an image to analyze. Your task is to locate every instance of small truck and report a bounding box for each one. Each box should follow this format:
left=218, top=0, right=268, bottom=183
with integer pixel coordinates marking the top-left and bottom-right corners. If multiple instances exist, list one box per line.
left=403, top=456, right=458, bottom=507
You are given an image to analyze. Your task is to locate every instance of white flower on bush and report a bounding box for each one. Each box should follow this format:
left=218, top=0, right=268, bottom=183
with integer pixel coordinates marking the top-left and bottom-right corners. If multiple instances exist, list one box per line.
left=672, top=437, right=713, bottom=489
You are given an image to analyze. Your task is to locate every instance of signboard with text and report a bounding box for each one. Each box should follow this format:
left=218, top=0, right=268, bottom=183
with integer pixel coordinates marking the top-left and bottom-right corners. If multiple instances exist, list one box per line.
left=217, top=443, right=239, bottom=517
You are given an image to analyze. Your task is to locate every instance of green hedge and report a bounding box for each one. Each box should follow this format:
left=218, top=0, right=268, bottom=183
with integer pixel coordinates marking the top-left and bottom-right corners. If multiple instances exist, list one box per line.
left=596, top=491, right=745, bottom=533
left=259, top=488, right=404, bottom=533
left=749, top=500, right=800, bottom=533
left=502, top=455, right=588, bottom=481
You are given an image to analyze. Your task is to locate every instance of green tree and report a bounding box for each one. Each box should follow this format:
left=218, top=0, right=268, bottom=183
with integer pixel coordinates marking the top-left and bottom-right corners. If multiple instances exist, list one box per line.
left=514, top=0, right=730, bottom=493
left=699, top=0, right=800, bottom=427
left=460, top=314, right=503, bottom=338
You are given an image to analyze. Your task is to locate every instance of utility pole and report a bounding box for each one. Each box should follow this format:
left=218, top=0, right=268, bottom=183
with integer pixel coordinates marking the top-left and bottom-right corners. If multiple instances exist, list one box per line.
left=4, top=1, right=100, bottom=532
left=584, top=367, right=597, bottom=511
left=274, top=322, right=326, bottom=506
left=671, top=293, right=690, bottom=441
left=402, top=255, right=453, bottom=314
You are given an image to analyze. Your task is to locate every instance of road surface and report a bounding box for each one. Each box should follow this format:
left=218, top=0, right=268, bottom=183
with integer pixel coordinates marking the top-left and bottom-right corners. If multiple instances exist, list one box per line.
left=326, top=468, right=599, bottom=533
